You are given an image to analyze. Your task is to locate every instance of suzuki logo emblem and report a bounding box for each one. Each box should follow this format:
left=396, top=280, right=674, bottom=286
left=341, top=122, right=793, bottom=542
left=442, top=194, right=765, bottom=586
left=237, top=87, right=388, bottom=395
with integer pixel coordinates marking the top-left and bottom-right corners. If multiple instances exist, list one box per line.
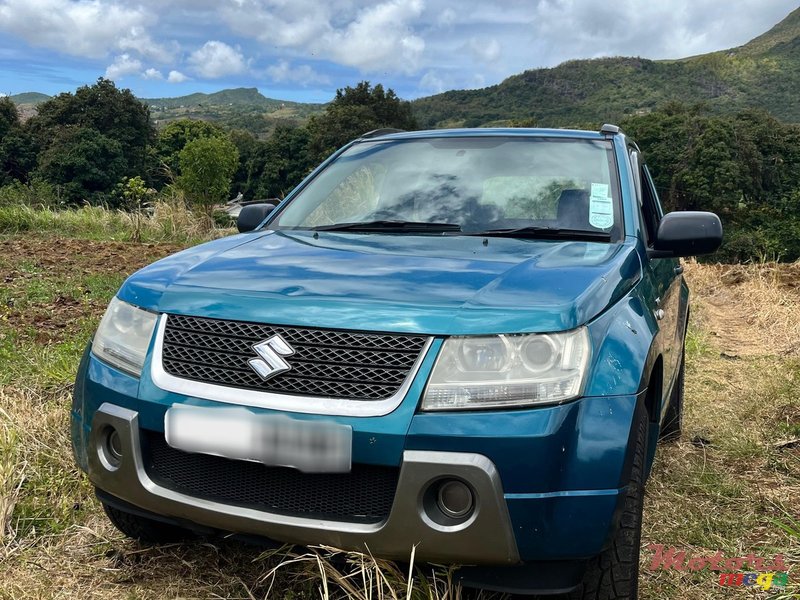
left=248, top=334, right=295, bottom=380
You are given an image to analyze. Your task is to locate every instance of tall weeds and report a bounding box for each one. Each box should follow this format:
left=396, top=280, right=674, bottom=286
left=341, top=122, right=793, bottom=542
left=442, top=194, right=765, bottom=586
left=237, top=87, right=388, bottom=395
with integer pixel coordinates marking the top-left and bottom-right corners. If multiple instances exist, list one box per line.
left=0, top=200, right=232, bottom=243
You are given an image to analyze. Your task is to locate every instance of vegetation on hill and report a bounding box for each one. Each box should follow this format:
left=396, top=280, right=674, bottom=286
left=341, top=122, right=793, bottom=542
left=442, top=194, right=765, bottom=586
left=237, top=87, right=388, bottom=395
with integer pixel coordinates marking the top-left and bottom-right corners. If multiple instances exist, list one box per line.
left=8, top=92, right=50, bottom=105
left=412, top=7, right=800, bottom=128
left=144, top=87, right=325, bottom=138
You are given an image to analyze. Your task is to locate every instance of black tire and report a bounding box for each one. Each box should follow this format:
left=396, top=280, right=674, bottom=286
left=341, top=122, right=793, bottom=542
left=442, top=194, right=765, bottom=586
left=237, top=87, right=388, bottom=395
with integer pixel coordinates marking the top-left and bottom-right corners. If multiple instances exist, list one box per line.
left=567, top=407, right=648, bottom=600
left=102, top=501, right=192, bottom=544
left=659, top=350, right=684, bottom=443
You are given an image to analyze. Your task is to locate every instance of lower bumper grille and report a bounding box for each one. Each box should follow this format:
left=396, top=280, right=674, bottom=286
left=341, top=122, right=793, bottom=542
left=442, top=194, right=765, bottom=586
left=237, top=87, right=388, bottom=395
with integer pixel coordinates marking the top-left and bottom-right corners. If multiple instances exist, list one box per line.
left=142, top=431, right=399, bottom=524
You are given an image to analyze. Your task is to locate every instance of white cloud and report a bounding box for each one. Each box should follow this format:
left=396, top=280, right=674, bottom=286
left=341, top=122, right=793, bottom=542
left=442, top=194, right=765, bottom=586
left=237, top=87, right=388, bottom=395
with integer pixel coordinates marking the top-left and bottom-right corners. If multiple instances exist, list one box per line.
left=419, top=70, right=446, bottom=93
left=167, top=70, right=189, bottom=83
left=467, top=37, right=501, bottom=64
left=142, top=67, right=163, bottom=80
left=187, top=41, right=247, bottom=78
left=117, top=30, right=176, bottom=64
left=265, top=60, right=329, bottom=85
left=0, top=0, right=158, bottom=59
left=437, top=7, right=456, bottom=27
left=220, top=0, right=426, bottom=74
left=220, top=0, right=333, bottom=49
left=318, top=0, right=426, bottom=73
left=104, top=53, right=142, bottom=80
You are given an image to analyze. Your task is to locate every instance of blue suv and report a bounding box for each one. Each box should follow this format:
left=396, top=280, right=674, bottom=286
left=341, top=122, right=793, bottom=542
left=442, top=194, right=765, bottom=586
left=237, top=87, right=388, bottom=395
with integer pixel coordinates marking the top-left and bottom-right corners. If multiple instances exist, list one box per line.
left=71, top=126, right=722, bottom=598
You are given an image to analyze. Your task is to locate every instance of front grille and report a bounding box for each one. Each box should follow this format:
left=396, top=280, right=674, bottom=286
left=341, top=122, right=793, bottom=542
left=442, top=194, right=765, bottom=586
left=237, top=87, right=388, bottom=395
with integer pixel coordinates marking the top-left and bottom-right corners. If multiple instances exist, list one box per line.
left=161, top=314, right=428, bottom=400
left=143, top=431, right=399, bottom=524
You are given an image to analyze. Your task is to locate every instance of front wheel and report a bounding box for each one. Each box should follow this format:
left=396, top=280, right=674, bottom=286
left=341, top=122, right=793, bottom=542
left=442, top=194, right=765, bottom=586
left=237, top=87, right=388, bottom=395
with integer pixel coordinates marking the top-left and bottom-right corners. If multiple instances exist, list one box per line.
left=568, top=407, right=648, bottom=600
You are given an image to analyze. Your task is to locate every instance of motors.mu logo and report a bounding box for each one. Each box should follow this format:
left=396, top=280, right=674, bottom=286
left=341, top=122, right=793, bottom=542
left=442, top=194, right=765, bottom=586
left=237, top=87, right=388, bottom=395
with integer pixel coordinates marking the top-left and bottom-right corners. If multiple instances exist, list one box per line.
left=647, top=544, right=790, bottom=591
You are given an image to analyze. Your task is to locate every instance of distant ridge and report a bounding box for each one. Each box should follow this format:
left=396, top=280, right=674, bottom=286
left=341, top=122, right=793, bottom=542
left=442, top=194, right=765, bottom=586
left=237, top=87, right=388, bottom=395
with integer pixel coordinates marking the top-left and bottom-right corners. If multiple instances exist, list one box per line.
left=142, top=87, right=322, bottom=111
left=411, top=6, right=800, bottom=127
left=10, top=92, right=51, bottom=104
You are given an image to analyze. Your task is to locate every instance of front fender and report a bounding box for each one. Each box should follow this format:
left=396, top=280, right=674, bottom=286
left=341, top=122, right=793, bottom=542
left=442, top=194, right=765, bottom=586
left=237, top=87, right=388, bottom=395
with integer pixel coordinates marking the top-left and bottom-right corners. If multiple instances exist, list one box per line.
left=584, top=283, right=661, bottom=398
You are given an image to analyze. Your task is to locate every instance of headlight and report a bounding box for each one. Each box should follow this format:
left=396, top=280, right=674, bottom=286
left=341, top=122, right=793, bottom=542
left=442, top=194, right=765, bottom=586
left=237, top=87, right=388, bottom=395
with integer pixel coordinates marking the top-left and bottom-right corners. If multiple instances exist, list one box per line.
left=92, top=297, right=158, bottom=377
left=422, top=328, right=591, bottom=411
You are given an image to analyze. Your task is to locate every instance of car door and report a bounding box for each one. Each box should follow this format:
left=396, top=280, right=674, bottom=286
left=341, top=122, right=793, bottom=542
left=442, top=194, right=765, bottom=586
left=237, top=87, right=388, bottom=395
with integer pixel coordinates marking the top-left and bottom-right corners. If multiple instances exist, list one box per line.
left=630, top=148, right=682, bottom=413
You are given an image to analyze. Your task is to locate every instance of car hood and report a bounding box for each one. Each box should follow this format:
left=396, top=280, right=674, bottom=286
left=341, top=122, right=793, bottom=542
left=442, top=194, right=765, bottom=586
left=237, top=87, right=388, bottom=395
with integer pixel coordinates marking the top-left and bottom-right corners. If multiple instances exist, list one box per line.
left=119, top=230, right=641, bottom=335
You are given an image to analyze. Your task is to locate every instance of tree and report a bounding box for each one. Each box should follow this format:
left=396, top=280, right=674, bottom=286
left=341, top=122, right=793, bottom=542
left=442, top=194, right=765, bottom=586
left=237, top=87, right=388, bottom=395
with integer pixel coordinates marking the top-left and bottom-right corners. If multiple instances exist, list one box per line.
left=253, top=126, right=313, bottom=199
left=307, top=82, right=417, bottom=163
left=27, top=78, right=154, bottom=177
left=622, top=104, right=800, bottom=261
left=153, top=119, right=227, bottom=182
left=178, top=136, right=239, bottom=214
left=228, top=129, right=262, bottom=198
left=35, top=127, right=126, bottom=203
left=0, top=127, right=37, bottom=185
left=0, top=97, right=36, bottom=185
left=0, top=96, right=19, bottom=140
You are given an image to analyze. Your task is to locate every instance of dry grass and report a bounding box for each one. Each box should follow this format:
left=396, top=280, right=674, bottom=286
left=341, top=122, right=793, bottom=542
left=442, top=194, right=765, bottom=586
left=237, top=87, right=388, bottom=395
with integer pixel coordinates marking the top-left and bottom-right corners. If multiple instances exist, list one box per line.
left=640, top=261, right=800, bottom=599
left=1, top=247, right=799, bottom=598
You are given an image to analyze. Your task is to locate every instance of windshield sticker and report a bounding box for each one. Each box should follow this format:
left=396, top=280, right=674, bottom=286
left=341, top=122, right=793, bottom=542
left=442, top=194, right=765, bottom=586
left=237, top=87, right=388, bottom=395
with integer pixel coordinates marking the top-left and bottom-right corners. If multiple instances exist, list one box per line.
left=589, top=183, right=613, bottom=229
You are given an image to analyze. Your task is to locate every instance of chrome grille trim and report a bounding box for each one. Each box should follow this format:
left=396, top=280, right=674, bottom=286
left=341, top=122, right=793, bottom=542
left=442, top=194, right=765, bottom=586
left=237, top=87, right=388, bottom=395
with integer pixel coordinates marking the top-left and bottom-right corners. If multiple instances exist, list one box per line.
left=149, top=314, right=435, bottom=417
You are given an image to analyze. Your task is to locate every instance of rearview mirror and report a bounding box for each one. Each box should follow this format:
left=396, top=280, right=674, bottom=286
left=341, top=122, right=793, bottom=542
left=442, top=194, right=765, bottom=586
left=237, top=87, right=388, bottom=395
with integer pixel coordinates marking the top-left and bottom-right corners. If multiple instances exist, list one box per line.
left=651, top=211, right=723, bottom=258
left=237, top=203, right=276, bottom=233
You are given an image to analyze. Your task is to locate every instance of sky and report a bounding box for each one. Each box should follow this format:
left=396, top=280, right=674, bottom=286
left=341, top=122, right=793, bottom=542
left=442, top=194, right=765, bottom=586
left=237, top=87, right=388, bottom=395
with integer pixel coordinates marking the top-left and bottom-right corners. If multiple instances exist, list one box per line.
left=0, top=0, right=798, bottom=103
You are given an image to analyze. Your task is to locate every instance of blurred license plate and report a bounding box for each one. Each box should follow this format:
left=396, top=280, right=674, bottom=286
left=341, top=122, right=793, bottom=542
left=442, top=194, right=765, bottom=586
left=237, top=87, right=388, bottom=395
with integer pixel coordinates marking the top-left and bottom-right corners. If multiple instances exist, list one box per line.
left=164, top=405, right=352, bottom=473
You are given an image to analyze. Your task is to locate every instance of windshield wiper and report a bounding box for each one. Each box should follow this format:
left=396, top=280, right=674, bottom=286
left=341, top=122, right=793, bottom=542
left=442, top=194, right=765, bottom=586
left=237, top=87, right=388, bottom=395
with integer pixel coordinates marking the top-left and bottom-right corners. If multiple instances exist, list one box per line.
left=468, top=226, right=612, bottom=242
left=310, top=220, right=462, bottom=233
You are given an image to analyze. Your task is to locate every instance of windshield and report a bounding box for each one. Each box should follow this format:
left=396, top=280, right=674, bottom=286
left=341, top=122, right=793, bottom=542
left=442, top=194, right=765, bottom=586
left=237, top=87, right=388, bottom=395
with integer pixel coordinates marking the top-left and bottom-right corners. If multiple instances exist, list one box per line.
left=273, top=137, right=622, bottom=239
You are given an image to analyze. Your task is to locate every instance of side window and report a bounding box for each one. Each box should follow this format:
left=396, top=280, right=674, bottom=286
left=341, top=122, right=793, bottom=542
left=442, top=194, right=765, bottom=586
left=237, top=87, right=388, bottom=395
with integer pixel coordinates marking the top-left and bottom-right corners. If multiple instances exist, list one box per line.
left=642, top=165, right=664, bottom=218
left=640, top=163, right=661, bottom=246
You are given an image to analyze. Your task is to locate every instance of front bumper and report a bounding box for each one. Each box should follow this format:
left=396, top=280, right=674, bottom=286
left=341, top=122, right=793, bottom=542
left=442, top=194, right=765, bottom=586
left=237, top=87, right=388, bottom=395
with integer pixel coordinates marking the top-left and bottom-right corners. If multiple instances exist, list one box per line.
left=88, top=402, right=520, bottom=565
left=73, top=347, right=640, bottom=568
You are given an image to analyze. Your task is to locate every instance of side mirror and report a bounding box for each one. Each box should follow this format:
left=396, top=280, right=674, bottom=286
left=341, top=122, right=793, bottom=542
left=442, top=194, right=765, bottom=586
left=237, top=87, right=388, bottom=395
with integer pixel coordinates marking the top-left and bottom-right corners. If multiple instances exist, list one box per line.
left=651, top=211, right=723, bottom=258
left=237, top=203, right=276, bottom=233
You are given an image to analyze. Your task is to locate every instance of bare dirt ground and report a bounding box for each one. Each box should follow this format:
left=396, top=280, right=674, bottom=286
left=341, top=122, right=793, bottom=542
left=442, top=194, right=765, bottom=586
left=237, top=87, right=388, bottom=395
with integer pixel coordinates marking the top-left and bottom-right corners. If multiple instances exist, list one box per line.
left=1, top=238, right=798, bottom=599
left=0, top=237, right=182, bottom=345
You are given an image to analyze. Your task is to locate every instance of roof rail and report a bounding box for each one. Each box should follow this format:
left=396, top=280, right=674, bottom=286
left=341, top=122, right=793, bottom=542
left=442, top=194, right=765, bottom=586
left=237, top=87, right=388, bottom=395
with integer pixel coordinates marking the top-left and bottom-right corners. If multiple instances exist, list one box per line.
left=359, top=128, right=405, bottom=139
left=600, top=123, right=621, bottom=136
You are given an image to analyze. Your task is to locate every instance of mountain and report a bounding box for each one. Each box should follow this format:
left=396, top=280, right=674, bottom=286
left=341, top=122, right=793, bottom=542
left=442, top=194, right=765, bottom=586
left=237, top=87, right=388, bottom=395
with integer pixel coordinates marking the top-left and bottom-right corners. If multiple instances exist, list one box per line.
left=143, top=87, right=319, bottom=111
left=10, top=92, right=51, bottom=104
left=144, top=87, right=325, bottom=137
left=412, top=7, right=800, bottom=128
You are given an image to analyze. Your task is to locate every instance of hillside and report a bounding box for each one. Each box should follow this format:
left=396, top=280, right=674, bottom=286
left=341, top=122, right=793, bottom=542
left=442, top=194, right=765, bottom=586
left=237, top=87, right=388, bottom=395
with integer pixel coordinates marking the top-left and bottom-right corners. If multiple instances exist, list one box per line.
left=9, top=92, right=50, bottom=104
left=144, top=87, right=325, bottom=136
left=412, top=7, right=800, bottom=128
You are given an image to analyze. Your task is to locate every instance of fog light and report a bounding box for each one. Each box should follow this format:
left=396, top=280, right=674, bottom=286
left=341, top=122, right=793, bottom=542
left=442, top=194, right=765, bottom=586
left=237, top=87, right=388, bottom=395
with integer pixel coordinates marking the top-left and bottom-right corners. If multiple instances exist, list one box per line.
left=107, top=429, right=122, bottom=460
left=437, top=479, right=474, bottom=519
left=98, top=426, right=122, bottom=470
